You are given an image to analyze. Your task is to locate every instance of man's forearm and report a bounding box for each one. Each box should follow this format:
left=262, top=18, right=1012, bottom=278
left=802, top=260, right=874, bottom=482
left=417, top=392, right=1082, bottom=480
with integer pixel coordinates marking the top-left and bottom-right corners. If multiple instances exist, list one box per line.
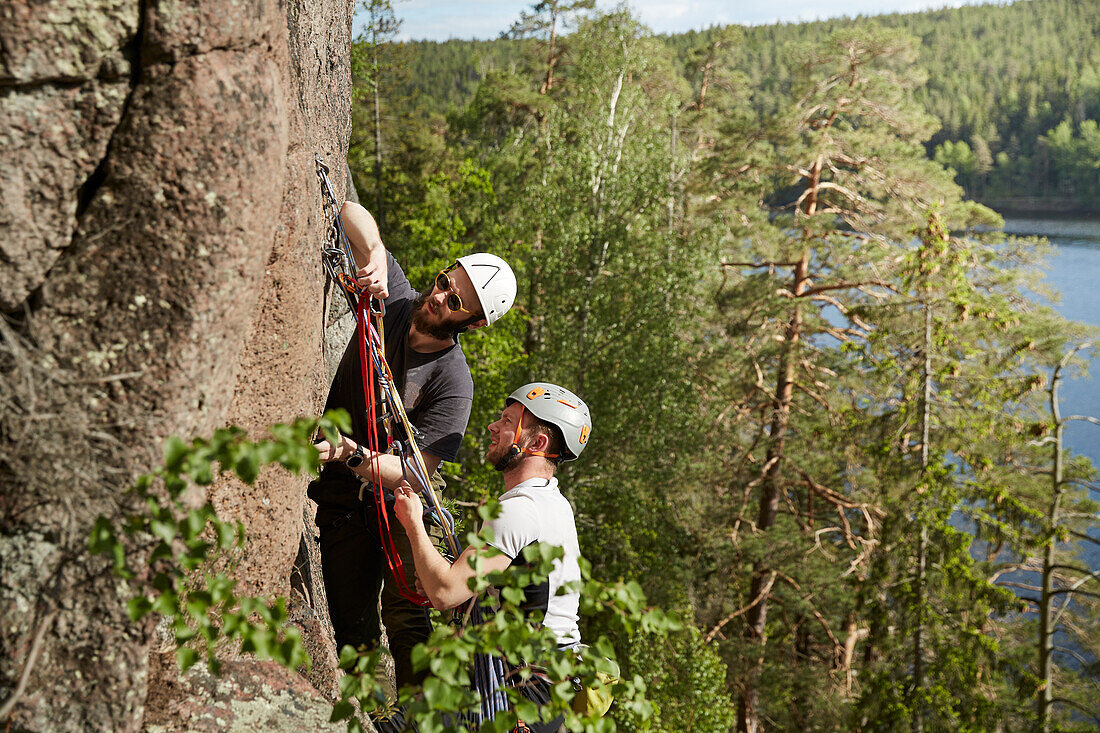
left=404, top=519, right=465, bottom=609
left=348, top=451, right=413, bottom=491
left=339, top=201, right=386, bottom=269
left=328, top=435, right=440, bottom=492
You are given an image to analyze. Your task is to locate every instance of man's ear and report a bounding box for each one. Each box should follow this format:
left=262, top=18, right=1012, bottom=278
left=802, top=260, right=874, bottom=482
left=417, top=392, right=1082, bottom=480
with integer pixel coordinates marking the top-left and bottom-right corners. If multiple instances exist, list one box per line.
left=529, top=431, right=551, bottom=454
left=466, top=318, right=488, bottom=331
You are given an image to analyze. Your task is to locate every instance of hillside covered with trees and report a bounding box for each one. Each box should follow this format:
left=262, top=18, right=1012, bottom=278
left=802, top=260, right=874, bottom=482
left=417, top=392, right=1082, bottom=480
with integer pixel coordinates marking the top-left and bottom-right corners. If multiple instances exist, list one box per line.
left=402, top=0, right=1100, bottom=213
left=350, top=0, right=1100, bottom=730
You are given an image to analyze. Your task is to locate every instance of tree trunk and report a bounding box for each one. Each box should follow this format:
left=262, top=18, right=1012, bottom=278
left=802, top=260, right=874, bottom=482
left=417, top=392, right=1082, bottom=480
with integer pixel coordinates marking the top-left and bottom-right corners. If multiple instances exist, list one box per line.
left=541, top=7, right=558, bottom=95
left=738, top=249, right=810, bottom=733
left=910, top=298, right=933, bottom=733
left=576, top=67, right=627, bottom=392
left=1037, top=353, right=1069, bottom=732
left=524, top=229, right=544, bottom=360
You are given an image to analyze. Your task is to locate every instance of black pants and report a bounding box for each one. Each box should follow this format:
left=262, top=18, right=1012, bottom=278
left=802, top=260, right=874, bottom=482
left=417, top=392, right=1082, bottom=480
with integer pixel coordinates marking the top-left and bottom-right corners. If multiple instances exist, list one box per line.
left=317, top=502, right=431, bottom=692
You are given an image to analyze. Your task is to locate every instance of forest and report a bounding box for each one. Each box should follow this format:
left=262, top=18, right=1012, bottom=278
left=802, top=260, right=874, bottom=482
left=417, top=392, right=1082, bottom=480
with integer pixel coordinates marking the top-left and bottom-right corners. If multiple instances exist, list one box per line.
left=347, top=0, right=1100, bottom=730
left=398, top=0, right=1100, bottom=213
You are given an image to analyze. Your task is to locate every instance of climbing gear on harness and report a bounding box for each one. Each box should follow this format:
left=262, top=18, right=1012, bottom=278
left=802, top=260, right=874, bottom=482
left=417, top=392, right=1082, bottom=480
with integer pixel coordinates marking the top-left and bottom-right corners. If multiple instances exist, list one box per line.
left=455, top=252, right=517, bottom=325
left=503, top=382, right=592, bottom=463
left=315, top=156, right=364, bottom=315
left=358, top=272, right=461, bottom=606
left=466, top=597, right=511, bottom=725
left=314, top=154, right=461, bottom=607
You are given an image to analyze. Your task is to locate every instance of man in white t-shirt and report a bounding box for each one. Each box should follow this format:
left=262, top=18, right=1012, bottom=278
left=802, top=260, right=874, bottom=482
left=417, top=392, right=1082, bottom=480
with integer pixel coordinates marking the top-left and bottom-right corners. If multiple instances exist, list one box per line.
left=394, top=382, right=592, bottom=729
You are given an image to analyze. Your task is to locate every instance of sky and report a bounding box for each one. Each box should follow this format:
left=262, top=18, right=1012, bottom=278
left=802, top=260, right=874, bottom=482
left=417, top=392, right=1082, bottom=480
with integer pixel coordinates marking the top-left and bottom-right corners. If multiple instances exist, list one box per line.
left=378, top=0, right=1008, bottom=42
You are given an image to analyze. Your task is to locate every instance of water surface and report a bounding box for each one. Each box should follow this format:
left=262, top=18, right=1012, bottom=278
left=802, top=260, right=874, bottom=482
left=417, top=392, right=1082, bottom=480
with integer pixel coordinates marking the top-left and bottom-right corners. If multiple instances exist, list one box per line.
left=1003, top=215, right=1100, bottom=575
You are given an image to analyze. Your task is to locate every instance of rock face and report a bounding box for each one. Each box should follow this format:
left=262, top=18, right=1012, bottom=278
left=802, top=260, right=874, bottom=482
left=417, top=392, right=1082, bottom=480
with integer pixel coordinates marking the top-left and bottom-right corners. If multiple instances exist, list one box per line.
left=0, top=0, right=139, bottom=311
left=0, top=0, right=354, bottom=730
left=142, top=652, right=346, bottom=732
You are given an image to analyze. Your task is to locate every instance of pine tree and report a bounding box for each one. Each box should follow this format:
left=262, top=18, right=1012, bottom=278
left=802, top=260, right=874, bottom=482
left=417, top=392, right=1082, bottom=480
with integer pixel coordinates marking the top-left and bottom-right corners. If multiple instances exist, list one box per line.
left=698, top=26, right=1002, bottom=731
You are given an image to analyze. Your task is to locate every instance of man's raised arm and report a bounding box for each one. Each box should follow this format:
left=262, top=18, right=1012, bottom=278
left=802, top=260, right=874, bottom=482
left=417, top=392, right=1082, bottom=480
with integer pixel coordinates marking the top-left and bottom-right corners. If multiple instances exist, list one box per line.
left=393, top=486, right=512, bottom=610
left=339, top=201, right=388, bottom=299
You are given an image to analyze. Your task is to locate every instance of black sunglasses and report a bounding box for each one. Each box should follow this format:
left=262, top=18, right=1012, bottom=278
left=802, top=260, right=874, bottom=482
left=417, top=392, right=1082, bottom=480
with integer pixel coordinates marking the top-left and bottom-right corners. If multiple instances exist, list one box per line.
left=435, top=266, right=475, bottom=315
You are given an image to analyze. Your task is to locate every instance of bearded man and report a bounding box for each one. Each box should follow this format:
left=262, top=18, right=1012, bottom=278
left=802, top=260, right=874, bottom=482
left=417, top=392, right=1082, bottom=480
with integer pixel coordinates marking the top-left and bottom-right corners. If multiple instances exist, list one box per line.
left=308, top=201, right=517, bottom=692
left=394, top=382, right=592, bottom=733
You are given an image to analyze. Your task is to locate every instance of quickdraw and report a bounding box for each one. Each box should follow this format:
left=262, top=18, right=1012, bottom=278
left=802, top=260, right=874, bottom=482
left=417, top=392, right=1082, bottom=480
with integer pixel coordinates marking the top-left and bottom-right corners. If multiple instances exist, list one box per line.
left=315, top=155, right=461, bottom=607
left=316, top=155, right=365, bottom=315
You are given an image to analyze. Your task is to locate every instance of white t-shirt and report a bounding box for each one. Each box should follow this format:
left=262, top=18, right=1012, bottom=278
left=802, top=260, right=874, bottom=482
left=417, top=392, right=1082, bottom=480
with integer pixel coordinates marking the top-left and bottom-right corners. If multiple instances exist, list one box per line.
left=481, top=477, right=582, bottom=647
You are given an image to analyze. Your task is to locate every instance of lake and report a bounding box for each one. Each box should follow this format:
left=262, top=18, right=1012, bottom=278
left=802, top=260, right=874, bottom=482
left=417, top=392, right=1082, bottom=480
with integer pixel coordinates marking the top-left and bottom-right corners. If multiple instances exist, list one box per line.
left=1003, top=215, right=1100, bottom=574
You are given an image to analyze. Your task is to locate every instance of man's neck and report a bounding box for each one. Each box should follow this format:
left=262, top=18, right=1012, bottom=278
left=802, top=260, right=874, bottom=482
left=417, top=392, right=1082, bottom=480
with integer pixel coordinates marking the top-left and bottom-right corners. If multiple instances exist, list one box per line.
left=502, top=460, right=556, bottom=492
left=407, top=323, right=455, bottom=353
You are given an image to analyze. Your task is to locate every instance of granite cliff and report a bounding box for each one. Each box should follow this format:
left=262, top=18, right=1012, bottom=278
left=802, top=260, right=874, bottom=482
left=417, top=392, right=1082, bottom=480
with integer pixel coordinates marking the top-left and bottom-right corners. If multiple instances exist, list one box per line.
left=1, top=0, right=359, bottom=729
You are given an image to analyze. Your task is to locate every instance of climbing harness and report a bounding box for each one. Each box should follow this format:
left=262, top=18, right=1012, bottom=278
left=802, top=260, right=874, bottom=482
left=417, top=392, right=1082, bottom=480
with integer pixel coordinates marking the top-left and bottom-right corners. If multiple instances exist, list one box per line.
left=466, top=595, right=512, bottom=724
left=315, top=155, right=460, bottom=607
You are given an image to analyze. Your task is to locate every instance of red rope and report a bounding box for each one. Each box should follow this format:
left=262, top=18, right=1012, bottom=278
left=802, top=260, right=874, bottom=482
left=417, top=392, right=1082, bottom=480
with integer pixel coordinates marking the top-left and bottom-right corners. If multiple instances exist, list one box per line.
left=357, top=295, right=430, bottom=607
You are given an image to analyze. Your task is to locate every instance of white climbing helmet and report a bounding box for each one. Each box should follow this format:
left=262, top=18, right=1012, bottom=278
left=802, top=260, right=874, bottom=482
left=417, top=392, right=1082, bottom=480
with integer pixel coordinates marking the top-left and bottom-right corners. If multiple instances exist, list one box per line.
left=506, top=382, right=592, bottom=462
left=455, top=253, right=516, bottom=326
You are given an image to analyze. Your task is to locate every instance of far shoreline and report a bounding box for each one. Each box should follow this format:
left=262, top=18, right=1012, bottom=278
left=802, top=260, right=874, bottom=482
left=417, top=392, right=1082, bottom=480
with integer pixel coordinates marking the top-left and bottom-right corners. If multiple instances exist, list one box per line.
left=978, top=198, right=1100, bottom=218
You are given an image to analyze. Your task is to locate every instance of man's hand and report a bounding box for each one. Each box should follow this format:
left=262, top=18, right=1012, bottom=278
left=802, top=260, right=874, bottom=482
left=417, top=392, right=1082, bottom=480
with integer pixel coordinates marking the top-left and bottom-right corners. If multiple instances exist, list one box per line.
left=394, top=482, right=423, bottom=532
left=313, top=434, right=353, bottom=462
left=340, top=201, right=389, bottom=299
left=355, top=258, right=388, bottom=300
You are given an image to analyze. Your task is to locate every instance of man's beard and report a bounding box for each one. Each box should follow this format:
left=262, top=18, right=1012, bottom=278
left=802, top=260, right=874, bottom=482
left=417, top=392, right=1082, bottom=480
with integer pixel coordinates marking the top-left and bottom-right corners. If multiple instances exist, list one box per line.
left=411, top=287, right=458, bottom=341
left=489, top=442, right=521, bottom=472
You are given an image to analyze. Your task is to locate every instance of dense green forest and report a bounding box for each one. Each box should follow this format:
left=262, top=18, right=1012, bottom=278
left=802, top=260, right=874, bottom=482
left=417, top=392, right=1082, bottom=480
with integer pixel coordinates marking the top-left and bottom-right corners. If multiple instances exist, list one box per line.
left=350, top=0, right=1100, bottom=730
left=401, top=0, right=1100, bottom=212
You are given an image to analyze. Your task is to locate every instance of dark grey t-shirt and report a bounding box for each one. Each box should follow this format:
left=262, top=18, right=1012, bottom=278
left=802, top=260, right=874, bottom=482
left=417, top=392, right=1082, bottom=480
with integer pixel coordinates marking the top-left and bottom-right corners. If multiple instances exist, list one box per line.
left=309, top=252, right=473, bottom=513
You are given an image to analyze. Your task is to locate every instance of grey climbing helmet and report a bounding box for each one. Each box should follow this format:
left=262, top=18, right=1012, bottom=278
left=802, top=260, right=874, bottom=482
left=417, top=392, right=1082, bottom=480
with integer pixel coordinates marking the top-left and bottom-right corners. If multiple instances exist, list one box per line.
left=506, top=382, right=592, bottom=462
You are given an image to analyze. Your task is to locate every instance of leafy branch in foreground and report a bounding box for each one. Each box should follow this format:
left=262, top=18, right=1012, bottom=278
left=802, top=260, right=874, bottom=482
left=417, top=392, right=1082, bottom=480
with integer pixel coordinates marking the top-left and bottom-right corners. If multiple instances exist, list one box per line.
left=332, top=498, right=680, bottom=733
left=89, top=410, right=351, bottom=673
left=89, top=412, right=677, bottom=733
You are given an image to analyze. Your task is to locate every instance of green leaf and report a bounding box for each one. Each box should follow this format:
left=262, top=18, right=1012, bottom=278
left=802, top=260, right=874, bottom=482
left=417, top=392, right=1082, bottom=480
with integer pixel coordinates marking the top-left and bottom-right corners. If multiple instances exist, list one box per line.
left=126, top=596, right=154, bottom=621
left=330, top=700, right=355, bottom=722
left=88, top=516, right=117, bottom=554
left=322, top=408, right=353, bottom=434
left=215, top=520, right=238, bottom=550
left=189, top=459, right=214, bottom=486
left=164, top=474, right=188, bottom=499
left=150, top=517, right=177, bottom=544
left=501, top=586, right=526, bottom=606
left=164, top=436, right=189, bottom=474
left=338, top=644, right=360, bottom=669
left=181, top=509, right=205, bottom=542
left=177, top=647, right=199, bottom=671
left=152, top=589, right=178, bottom=616
left=411, top=643, right=430, bottom=673
left=174, top=624, right=198, bottom=643
left=235, top=450, right=260, bottom=484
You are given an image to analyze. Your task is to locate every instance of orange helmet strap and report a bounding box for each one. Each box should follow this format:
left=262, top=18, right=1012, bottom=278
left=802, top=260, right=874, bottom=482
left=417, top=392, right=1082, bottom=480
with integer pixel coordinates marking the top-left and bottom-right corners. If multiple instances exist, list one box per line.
left=515, top=404, right=560, bottom=459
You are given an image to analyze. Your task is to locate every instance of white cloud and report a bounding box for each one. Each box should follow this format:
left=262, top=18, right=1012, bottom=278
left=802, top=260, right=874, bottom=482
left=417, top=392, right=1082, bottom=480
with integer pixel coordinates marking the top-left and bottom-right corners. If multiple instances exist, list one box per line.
left=385, top=0, right=535, bottom=40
